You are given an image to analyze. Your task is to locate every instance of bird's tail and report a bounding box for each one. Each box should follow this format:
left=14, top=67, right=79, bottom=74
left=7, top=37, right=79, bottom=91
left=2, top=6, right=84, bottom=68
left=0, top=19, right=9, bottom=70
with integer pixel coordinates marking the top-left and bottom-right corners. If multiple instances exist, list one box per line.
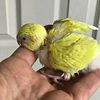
left=88, top=25, right=98, bottom=30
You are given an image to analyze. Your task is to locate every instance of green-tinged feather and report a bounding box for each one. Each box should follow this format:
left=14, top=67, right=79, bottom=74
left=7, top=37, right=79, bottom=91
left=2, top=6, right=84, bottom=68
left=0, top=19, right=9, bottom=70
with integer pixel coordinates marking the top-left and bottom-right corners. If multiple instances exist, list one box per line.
left=48, top=33, right=99, bottom=75
left=47, top=18, right=98, bottom=44
left=54, top=18, right=98, bottom=33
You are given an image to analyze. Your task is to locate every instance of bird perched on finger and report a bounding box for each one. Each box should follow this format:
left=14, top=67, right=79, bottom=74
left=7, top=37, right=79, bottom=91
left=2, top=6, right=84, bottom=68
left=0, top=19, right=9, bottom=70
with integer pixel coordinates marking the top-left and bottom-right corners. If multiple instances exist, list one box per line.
left=17, top=18, right=100, bottom=84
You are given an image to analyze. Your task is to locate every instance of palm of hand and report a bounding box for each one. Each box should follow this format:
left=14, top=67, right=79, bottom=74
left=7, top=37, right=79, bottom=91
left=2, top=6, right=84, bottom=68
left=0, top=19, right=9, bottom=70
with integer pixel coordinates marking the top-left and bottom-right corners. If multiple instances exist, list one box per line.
left=0, top=47, right=100, bottom=100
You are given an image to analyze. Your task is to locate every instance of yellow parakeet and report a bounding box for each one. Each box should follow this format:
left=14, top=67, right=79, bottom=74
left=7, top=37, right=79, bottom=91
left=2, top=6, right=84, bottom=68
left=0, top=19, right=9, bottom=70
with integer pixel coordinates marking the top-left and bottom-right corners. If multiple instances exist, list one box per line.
left=17, top=18, right=100, bottom=83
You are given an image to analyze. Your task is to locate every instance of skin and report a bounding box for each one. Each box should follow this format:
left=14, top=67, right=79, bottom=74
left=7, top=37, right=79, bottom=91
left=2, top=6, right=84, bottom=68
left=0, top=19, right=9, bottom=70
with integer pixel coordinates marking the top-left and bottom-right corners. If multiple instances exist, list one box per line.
left=0, top=47, right=99, bottom=100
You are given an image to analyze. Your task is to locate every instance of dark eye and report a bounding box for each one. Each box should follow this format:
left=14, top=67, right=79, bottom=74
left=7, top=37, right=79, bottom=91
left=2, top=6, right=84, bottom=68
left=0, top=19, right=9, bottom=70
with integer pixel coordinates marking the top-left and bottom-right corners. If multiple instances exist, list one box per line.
left=22, top=37, right=26, bottom=41
left=21, top=36, right=30, bottom=42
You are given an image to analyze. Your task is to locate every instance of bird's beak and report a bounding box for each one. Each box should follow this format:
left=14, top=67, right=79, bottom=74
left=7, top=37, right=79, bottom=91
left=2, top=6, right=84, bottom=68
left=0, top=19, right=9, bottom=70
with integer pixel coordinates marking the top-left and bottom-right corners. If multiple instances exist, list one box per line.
left=17, top=39, right=21, bottom=45
left=17, top=35, right=22, bottom=45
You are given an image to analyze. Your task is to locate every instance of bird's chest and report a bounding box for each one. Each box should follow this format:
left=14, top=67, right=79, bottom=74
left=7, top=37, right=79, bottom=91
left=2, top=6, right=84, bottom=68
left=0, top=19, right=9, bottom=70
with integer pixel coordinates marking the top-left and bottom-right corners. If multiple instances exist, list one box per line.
left=38, top=46, right=51, bottom=67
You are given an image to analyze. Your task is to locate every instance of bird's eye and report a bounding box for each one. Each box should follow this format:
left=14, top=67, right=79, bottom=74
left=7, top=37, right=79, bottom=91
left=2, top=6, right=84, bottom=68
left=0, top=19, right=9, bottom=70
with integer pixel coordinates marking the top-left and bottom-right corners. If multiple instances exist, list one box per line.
left=21, top=36, right=30, bottom=42
left=22, top=37, right=26, bottom=41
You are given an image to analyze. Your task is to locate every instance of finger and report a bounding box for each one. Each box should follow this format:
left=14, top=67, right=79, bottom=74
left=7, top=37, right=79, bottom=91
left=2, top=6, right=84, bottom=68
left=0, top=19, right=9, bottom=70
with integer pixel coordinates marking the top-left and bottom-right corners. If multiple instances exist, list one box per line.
left=0, top=46, right=38, bottom=87
left=11, top=46, right=37, bottom=66
left=69, top=69, right=100, bottom=100
left=41, top=90, right=72, bottom=100
left=0, top=46, right=37, bottom=81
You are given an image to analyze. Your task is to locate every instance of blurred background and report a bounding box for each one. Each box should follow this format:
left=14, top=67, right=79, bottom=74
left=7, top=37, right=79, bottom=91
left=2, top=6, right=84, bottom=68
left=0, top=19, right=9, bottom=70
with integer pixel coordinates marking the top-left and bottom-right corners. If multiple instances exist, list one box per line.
left=0, top=0, right=100, bottom=99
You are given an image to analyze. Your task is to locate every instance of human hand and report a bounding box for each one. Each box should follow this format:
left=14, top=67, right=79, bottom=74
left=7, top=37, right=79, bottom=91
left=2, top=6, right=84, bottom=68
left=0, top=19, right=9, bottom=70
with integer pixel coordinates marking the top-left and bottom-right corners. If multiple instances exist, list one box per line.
left=0, top=47, right=100, bottom=100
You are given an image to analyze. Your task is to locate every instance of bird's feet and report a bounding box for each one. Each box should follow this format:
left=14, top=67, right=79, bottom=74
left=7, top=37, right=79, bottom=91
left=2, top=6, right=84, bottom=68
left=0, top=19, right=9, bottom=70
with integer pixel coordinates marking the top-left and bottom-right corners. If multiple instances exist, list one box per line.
left=38, top=68, right=71, bottom=86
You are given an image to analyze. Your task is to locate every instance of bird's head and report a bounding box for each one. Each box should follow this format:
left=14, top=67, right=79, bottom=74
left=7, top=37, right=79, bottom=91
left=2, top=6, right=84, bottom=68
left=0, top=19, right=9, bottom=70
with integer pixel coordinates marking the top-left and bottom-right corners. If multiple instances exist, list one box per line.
left=17, top=23, right=47, bottom=51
